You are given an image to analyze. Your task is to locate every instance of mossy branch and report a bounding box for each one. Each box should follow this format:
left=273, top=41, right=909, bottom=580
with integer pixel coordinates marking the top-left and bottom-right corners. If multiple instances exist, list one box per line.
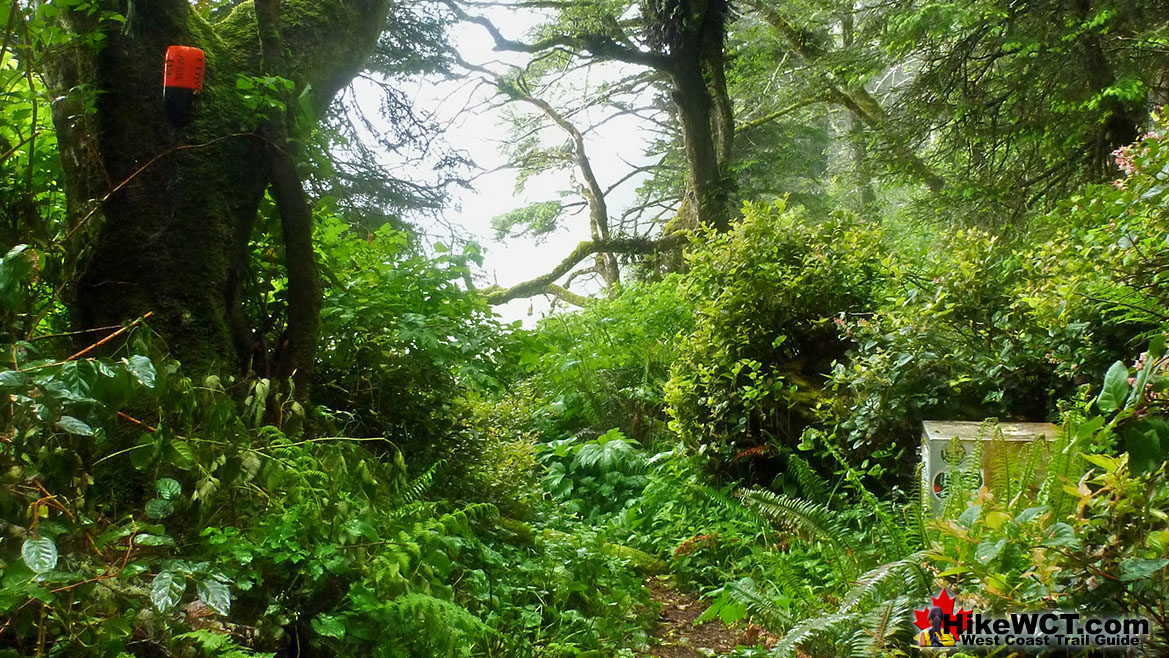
left=744, top=0, right=944, bottom=193
left=448, top=2, right=671, bottom=70
left=479, top=233, right=687, bottom=305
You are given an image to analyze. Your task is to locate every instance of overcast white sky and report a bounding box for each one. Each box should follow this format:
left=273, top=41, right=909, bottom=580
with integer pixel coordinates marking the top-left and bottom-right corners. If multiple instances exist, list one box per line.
left=351, top=9, right=659, bottom=327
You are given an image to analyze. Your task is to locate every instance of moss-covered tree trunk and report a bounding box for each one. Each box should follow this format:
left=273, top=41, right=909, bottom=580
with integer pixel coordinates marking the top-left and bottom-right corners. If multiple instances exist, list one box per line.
left=671, top=53, right=731, bottom=233
left=46, top=0, right=389, bottom=378
left=657, top=0, right=734, bottom=233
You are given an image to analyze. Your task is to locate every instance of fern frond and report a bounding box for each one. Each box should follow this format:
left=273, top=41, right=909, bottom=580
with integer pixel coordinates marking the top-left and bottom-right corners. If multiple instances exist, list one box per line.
left=788, top=454, right=831, bottom=503
left=388, top=592, right=490, bottom=637
left=438, top=502, right=499, bottom=533
left=1010, top=437, right=1045, bottom=512
left=849, top=594, right=914, bottom=657
left=840, top=552, right=930, bottom=614
left=942, top=439, right=983, bottom=520
left=725, top=577, right=794, bottom=631
left=989, top=423, right=1011, bottom=504
left=693, top=481, right=771, bottom=529
left=858, top=488, right=909, bottom=558
left=386, top=500, right=434, bottom=522
left=903, top=463, right=929, bottom=550
left=738, top=489, right=859, bottom=580
left=401, top=461, right=441, bottom=505
left=767, top=611, right=854, bottom=658
left=1038, top=423, right=1086, bottom=518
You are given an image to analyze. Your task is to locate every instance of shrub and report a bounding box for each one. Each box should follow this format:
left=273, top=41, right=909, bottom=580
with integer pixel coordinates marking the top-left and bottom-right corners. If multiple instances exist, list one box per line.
left=664, top=200, right=885, bottom=468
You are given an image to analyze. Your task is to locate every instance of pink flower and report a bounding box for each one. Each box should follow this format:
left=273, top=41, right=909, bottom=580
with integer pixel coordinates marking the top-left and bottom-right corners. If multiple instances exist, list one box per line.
left=1112, top=145, right=1137, bottom=176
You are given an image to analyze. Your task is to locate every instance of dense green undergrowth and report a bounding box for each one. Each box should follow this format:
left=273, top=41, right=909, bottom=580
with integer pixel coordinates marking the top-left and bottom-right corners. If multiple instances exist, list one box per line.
left=5, top=119, right=1169, bottom=654
left=3, top=18, right=1169, bottom=653
left=465, top=116, right=1169, bottom=656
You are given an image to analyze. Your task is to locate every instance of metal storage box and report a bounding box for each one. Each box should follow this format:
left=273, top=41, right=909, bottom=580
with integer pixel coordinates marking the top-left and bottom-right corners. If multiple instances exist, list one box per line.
left=921, top=420, right=1059, bottom=516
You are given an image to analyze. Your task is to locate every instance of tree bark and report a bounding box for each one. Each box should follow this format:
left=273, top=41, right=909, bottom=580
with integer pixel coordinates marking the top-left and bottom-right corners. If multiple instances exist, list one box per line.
left=663, top=0, right=734, bottom=232
left=671, top=52, right=731, bottom=232
left=1072, top=0, right=1143, bottom=175
left=255, top=0, right=322, bottom=395
left=46, top=0, right=390, bottom=378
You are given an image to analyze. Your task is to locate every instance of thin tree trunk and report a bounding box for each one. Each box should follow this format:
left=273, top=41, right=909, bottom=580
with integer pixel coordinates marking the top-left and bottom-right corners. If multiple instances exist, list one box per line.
left=255, top=0, right=321, bottom=395
left=671, top=52, right=731, bottom=232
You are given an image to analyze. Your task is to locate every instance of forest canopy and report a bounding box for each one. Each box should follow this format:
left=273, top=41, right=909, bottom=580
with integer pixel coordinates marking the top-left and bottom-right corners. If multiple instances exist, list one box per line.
left=1, top=0, right=1168, bottom=656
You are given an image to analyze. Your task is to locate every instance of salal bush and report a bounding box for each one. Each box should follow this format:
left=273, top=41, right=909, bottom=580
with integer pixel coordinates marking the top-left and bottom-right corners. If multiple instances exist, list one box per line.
left=831, top=229, right=1075, bottom=464
left=832, top=114, right=1169, bottom=472
left=664, top=200, right=885, bottom=467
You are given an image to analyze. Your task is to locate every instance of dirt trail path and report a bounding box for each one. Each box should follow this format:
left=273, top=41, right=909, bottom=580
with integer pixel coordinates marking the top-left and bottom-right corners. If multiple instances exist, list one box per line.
left=643, top=578, right=762, bottom=657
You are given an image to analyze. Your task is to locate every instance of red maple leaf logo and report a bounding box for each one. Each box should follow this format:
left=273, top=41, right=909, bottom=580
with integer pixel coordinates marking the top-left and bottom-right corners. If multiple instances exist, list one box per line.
left=914, top=589, right=971, bottom=632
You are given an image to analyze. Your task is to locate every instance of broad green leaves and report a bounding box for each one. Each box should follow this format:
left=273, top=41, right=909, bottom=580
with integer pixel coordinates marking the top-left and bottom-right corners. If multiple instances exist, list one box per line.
left=156, top=478, right=182, bottom=501
left=146, top=479, right=181, bottom=519
left=1092, top=338, right=1169, bottom=473
left=1096, top=361, right=1130, bottom=413
left=312, top=613, right=347, bottom=638
left=55, top=415, right=95, bottom=436
left=22, top=537, right=58, bottom=574
left=150, top=571, right=186, bottom=612
left=1118, top=558, right=1169, bottom=582
left=151, top=568, right=232, bottom=615
left=975, top=538, right=1005, bottom=564
left=0, top=244, right=37, bottom=312
left=196, top=576, right=232, bottom=616
left=145, top=499, right=174, bottom=520
left=124, top=355, right=156, bottom=389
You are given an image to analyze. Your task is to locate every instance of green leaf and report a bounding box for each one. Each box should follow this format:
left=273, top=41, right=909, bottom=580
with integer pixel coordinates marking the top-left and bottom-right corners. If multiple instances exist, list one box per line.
left=957, top=505, right=981, bottom=528
left=56, top=415, right=95, bottom=436
left=1096, top=361, right=1130, bottom=413
left=975, top=538, right=1006, bottom=564
left=156, top=478, right=182, bottom=501
left=719, top=599, right=749, bottom=624
left=1117, top=558, right=1169, bottom=582
left=21, top=537, right=58, bottom=574
left=133, top=534, right=175, bottom=547
left=124, top=355, right=156, bottom=388
left=1126, top=426, right=1165, bottom=475
left=0, top=370, right=30, bottom=388
left=1015, top=505, right=1049, bottom=524
left=166, top=439, right=196, bottom=470
left=151, top=571, right=186, bottom=611
left=94, top=524, right=137, bottom=550
left=312, top=613, right=346, bottom=638
left=1041, top=522, right=1078, bottom=549
left=145, top=499, right=174, bottom=520
left=196, top=575, right=232, bottom=616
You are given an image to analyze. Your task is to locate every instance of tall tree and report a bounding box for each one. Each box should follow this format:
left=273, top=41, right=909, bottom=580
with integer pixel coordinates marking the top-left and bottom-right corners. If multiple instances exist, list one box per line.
left=454, top=0, right=736, bottom=232
left=44, top=0, right=394, bottom=385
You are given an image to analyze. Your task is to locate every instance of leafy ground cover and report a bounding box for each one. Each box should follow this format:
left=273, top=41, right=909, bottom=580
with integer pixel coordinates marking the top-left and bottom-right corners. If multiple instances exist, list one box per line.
left=2, top=5, right=1169, bottom=656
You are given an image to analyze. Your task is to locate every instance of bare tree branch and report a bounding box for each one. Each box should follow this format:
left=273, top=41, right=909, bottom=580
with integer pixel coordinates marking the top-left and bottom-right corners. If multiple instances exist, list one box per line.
left=459, top=54, right=623, bottom=284
left=447, top=1, right=672, bottom=70
left=479, top=233, right=687, bottom=304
